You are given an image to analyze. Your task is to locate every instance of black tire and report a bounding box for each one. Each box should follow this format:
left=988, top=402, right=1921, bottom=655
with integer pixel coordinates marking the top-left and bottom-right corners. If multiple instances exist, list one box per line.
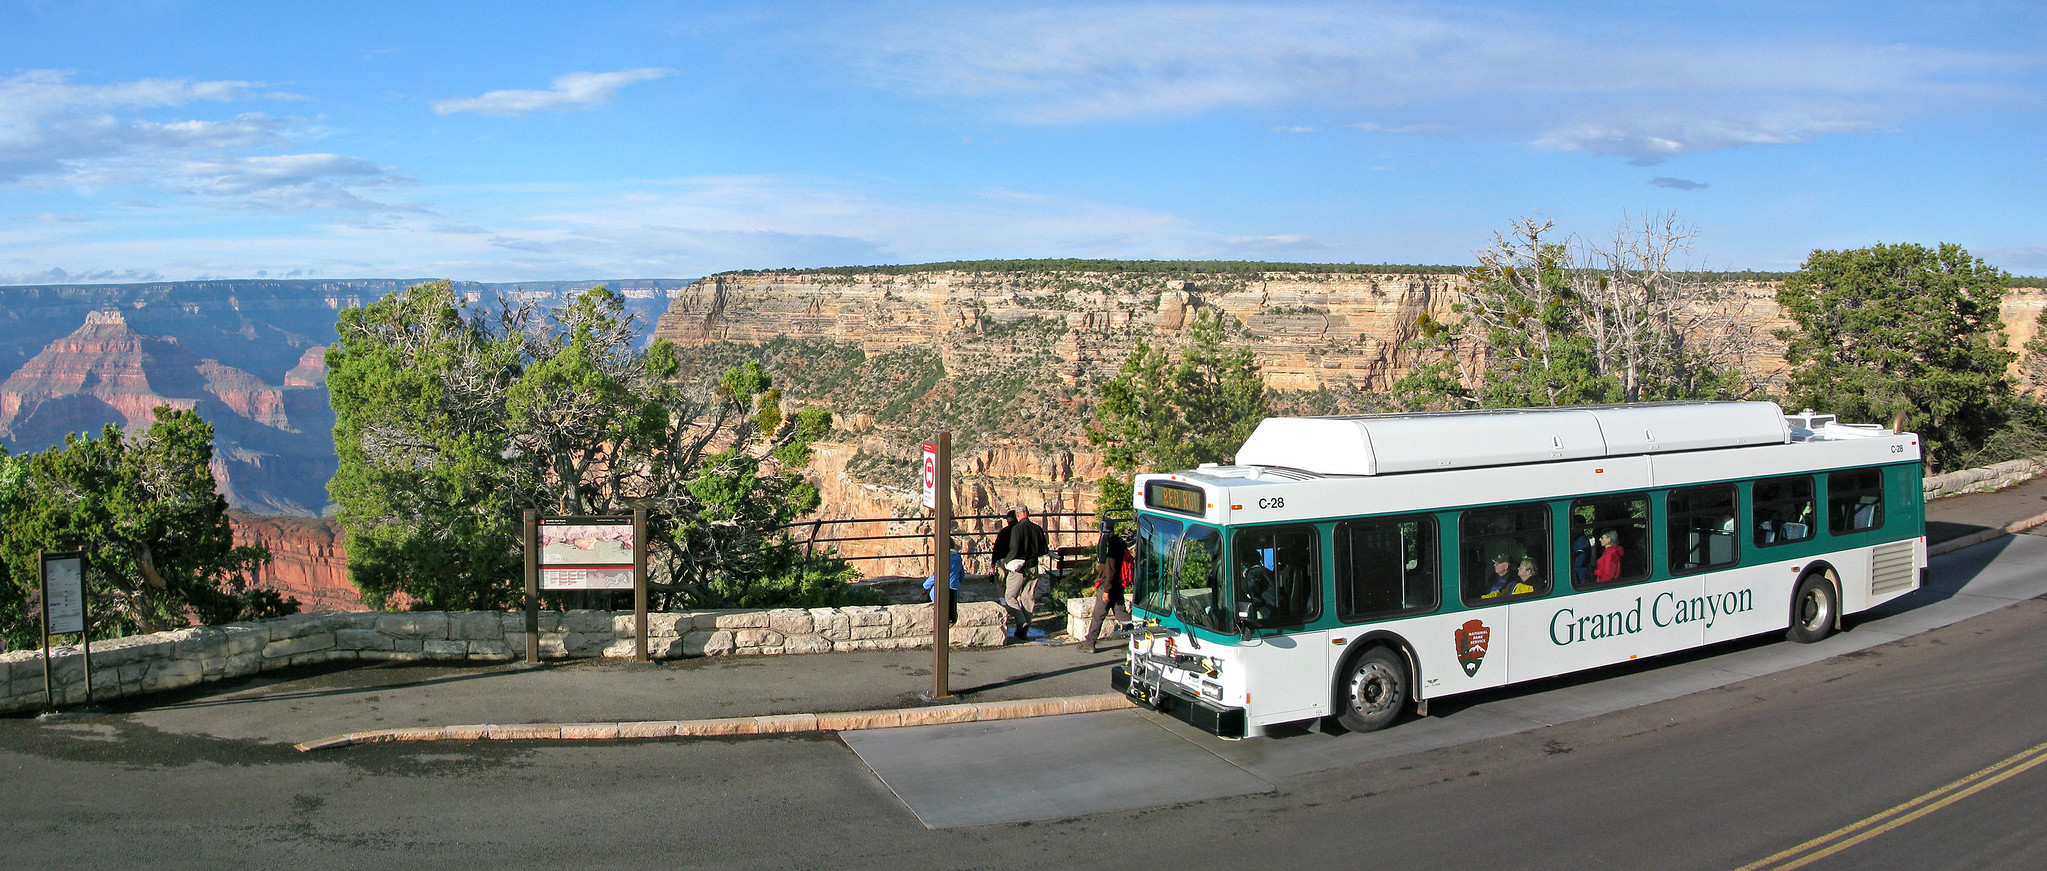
left=1335, top=646, right=1408, bottom=733
left=1788, top=572, right=1838, bottom=644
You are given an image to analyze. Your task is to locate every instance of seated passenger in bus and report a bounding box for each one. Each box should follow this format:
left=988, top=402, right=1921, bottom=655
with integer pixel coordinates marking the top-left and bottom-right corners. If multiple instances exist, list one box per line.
left=1478, top=554, right=1535, bottom=599
left=1515, top=557, right=1546, bottom=594
left=1594, top=529, right=1625, bottom=583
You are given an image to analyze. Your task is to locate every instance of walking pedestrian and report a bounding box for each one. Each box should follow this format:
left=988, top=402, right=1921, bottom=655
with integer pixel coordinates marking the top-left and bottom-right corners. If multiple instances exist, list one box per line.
left=1082, top=518, right=1131, bottom=653
left=995, top=506, right=1048, bottom=640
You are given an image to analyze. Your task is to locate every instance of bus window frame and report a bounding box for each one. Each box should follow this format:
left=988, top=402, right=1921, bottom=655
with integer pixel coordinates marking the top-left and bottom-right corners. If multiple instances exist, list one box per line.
left=1333, top=513, right=1440, bottom=624
left=1667, top=483, right=1740, bottom=575
left=1231, top=523, right=1322, bottom=630
left=1568, top=492, right=1651, bottom=590
left=1458, top=502, right=1554, bottom=608
left=1753, top=474, right=1817, bottom=548
left=1827, top=468, right=1886, bottom=535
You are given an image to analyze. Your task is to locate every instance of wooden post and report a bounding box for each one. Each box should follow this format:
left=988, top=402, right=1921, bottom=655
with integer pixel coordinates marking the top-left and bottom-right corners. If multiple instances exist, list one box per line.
left=928, top=433, right=953, bottom=701
left=633, top=508, right=649, bottom=663
left=524, top=510, right=540, bottom=665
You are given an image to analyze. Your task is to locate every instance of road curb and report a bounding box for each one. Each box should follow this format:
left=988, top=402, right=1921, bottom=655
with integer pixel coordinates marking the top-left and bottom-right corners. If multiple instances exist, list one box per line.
left=1927, top=508, right=2047, bottom=557
left=294, top=692, right=1136, bottom=752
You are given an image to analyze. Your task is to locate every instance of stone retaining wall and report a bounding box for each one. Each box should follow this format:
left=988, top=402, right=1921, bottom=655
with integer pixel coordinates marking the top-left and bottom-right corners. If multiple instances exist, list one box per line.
left=1, top=601, right=1006, bottom=715
left=1923, top=458, right=2045, bottom=500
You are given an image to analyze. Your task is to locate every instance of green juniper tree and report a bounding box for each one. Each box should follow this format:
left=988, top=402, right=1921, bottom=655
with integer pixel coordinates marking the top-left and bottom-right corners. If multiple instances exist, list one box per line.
left=1087, top=309, right=1268, bottom=516
left=0, top=408, right=281, bottom=649
left=328, top=281, right=856, bottom=612
left=1776, top=242, right=2015, bottom=471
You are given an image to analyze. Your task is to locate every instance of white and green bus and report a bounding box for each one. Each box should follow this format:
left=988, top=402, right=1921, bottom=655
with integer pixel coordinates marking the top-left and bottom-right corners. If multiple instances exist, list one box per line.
left=1111, top=402, right=1926, bottom=738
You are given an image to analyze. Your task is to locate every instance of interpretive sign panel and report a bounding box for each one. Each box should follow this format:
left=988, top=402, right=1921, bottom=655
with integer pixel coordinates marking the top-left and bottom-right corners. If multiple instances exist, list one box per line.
left=43, top=553, right=84, bottom=636
left=538, top=517, right=636, bottom=591
left=922, top=441, right=938, bottom=509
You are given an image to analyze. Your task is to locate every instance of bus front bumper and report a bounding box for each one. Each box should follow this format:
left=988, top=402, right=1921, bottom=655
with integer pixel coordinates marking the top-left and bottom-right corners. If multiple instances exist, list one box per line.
left=1112, top=663, right=1247, bottom=739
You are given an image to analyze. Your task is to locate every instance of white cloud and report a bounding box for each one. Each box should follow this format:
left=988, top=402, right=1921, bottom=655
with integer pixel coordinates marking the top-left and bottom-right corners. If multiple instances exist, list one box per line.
left=431, top=68, right=676, bottom=116
left=0, top=70, right=414, bottom=215
left=830, top=3, right=2039, bottom=161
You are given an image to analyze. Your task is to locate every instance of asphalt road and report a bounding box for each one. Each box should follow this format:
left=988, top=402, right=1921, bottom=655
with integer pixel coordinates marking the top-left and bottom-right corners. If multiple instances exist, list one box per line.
left=7, top=544, right=2047, bottom=869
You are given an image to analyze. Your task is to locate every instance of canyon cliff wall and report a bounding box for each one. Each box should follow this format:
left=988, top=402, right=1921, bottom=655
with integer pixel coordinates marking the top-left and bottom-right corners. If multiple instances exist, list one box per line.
left=650, top=267, right=2046, bottom=576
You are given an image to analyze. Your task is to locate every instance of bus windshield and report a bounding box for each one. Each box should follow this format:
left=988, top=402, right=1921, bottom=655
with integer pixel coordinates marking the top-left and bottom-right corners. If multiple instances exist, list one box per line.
left=1135, top=513, right=1230, bottom=633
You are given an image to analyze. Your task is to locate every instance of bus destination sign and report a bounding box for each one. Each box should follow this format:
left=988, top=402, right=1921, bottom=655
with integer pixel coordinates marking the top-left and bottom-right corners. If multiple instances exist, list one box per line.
left=1145, top=481, right=1207, bottom=517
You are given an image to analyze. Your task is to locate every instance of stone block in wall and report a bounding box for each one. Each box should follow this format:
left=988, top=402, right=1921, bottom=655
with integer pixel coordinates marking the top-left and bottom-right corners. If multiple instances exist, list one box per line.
left=359, top=650, right=429, bottom=663
left=336, top=629, right=396, bottom=651
left=960, top=602, right=1005, bottom=627
left=810, top=609, right=852, bottom=641
left=89, top=634, right=168, bottom=668
left=953, top=625, right=1009, bottom=648
left=467, top=640, right=515, bottom=661
left=223, top=652, right=262, bottom=678
left=377, top=612, right=449, bottom=639
left=327, top=611, right=381, bottom=630
left=219, top=623, right=269, bottom=656
left=144, top=659, right=205, bottom=693
left=423, top=639, right=468, bottom=661
left=709, top=611, right=769, bottom=630
left=644, top=612, right=684, bottom=638
left=563, top=632, right=612, bottom=656
left=783, top=635, right=833, bottom=655
left=170, top=627, right=227, bottom=660
left=453, top=612, right=505, bottom=642
left=767, top=609, right=814, bottom=636
left=536, top=634, right=568, bottom=658
left=850, top=624, right=893, bottom=641
left=682, top=629, right=735, bottom=657
left=733, top=628, right=784, bottom=650
left=263, top=633, right=335, bottom=660
left=562, top=610, right=612, bottom=633
left=272, top=614, right=336, bottom=640
left=645, top=636, right=687, bottom=659
left=6, top=651, right=44, bottom=684
left=843, top=606, right=891, bottom=628
left=889, top=605, right=934, bottom=636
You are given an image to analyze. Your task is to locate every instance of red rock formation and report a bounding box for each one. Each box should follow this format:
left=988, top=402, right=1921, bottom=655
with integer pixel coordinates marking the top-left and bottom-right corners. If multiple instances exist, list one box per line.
left=0, top=310, right=337, bottom=516
left=228, top=510, right=364, bottom=611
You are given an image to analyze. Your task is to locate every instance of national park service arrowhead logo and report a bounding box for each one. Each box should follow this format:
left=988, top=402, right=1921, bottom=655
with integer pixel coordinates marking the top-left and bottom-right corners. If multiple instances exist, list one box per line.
left=1455, top=619, right=1491, bottom=677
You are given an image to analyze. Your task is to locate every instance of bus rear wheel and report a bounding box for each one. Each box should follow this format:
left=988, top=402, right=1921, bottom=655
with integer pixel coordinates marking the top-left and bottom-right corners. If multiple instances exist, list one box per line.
left=1336, top=647, right=1408, bottom=733
left=1788, top=572, right=1838, bottom=644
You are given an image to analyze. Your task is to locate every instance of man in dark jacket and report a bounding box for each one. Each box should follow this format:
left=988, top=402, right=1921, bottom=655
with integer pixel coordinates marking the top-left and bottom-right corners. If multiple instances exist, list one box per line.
left=996, top=507, right=1048, bottom=639
left=1082, top=518, right=1131, bottom=653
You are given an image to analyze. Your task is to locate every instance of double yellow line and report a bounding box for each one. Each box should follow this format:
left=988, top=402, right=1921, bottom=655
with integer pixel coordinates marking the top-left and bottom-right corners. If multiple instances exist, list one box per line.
left=1735, top=737, right=2047, bottom=870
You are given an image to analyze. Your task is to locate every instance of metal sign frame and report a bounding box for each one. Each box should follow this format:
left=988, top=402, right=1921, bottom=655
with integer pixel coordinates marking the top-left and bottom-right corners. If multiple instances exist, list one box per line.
left=40, top=551, right=92, bottom=710
left=523, top=510, right=649, bottom=664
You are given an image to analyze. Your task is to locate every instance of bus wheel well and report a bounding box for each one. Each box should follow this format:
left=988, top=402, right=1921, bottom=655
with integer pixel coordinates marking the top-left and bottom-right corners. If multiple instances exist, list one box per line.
left=1789, top=564, right=1843, bottom=642
left=1803, top=563, right=1843, bottom=628
left=1333, top=634, right=1420, bottom=730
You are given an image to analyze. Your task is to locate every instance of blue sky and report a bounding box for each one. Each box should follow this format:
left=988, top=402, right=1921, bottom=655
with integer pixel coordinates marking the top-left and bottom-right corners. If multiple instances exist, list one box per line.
left=1, top=1, right=2042, bottom=284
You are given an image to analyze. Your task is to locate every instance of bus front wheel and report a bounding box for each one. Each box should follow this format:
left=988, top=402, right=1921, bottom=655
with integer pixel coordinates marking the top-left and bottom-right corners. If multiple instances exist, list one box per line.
left=1788, top=572, right=1838, bottom=644
left=1336, top=647, right=1408, bottom=732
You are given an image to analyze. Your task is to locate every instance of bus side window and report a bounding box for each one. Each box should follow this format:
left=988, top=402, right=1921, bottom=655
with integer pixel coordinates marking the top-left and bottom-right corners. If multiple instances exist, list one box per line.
left=1754, top=475, right=1815, bottom=547
left=1334, top=515, right=1438, bottom=623
left=1668, top=484, right=1738, bottom=574
left=1828, top=469, right=1885, bottom=534
left=1569, top=493, right=1649, bottom=588
left=1233, top=525, right=1320, bottom=627
left=1460, top=503, right=1551, bottom=606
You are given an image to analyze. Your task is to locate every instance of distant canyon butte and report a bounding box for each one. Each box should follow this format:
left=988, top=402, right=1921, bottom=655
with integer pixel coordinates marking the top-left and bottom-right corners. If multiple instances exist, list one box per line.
left=4, top=268, right=2044, bottom=604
